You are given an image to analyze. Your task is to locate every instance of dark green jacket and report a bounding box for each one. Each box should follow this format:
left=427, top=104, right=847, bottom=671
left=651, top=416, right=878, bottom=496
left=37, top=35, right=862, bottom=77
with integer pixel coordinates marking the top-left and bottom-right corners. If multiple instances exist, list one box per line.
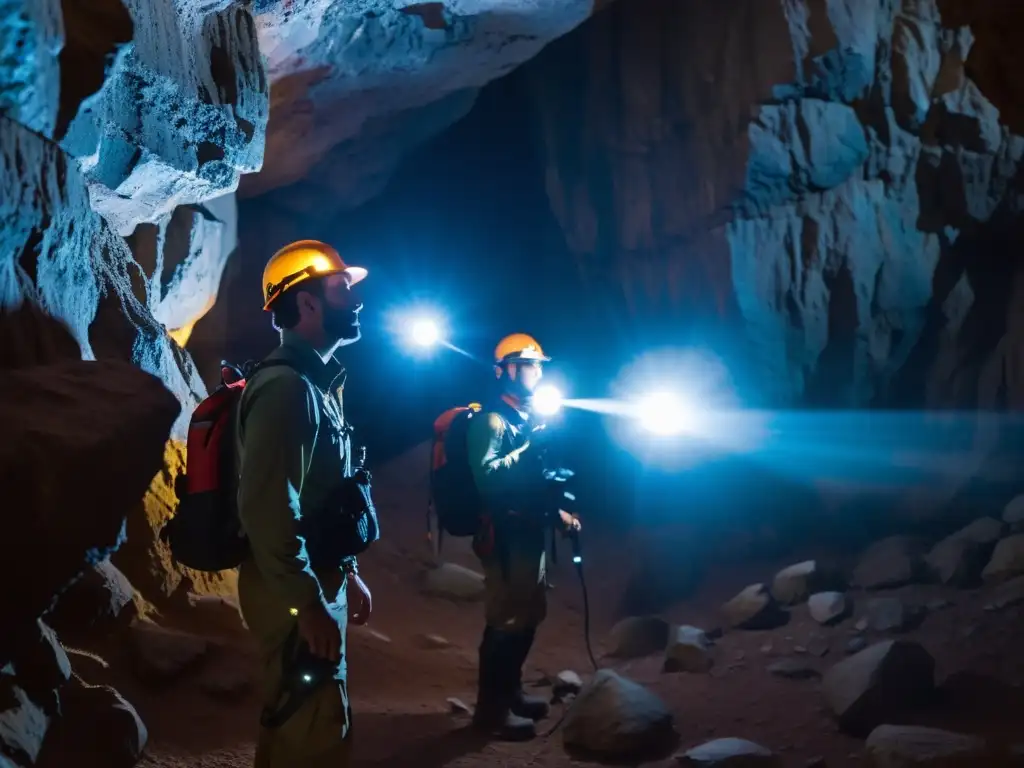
left=466, top=398, right=549, bottom=525
left=235, top=331, right=356, bottom=612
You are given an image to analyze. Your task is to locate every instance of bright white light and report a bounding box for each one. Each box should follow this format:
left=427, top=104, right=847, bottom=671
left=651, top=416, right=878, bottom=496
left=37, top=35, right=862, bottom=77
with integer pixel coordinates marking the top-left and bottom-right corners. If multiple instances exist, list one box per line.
left=635, top=390, right=693, bottom=436
left=410, top=317, right=441, bottom=347
left=532, top=384, right=564, bottom=416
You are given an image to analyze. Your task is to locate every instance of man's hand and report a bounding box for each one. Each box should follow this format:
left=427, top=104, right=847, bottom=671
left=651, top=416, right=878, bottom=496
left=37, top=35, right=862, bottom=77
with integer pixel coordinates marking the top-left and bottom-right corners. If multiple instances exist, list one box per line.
left=297, top=601, right=342, bottom=662
left=347, top=571, right=372, bottom=625
left=559, top=509, right=581, bottom=532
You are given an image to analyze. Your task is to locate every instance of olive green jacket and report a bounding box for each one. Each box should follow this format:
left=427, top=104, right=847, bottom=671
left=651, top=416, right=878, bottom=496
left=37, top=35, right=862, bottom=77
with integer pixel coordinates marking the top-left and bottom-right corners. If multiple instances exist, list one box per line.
left=465, top=400, right=549, bottom=523
left=235, top=331, right=356, bottom=612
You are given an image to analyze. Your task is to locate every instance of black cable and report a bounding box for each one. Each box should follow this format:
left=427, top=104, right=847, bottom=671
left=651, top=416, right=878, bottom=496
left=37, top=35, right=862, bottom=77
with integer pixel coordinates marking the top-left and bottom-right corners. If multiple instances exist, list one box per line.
left=542, top=535, right=599, bottom=739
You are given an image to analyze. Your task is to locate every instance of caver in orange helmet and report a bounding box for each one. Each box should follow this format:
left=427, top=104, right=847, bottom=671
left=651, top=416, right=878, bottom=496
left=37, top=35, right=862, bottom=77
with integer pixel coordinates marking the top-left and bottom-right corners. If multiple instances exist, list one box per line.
left=261, top=239, right=368, bottom=311
left=493, top=333, right=551, bottom=365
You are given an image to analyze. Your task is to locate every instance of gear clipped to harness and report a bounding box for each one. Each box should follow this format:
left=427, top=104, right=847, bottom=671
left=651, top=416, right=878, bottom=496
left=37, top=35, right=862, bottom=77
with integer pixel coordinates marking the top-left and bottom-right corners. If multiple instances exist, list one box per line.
left=428, top=404, right=484, bottom=547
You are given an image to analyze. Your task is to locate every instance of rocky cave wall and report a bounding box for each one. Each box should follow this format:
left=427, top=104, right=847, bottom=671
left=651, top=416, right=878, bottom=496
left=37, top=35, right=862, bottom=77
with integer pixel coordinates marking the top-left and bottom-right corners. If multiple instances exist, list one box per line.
left=525, top=0, right=1024, bottom=414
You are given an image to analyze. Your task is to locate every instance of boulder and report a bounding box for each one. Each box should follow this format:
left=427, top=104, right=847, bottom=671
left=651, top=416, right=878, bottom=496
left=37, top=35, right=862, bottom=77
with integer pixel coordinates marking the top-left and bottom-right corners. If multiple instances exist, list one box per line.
left=44, top=560, right=135, bottom=641
left=607, top=616, right=671, bottom=659
left=664, top=626, right=714, bottom=673
left=129, top=621, right=209, bottom=681
left=852, top=537, right=926, bottom=590
left=772, top=560, right=838, bottom=605
left=822, top=640, right=935, bottom=736
left=562, top=669, right=674, bottom=758
left=864, top=724, right=987, bottom=767
left=0, top=361, right=180, bottom=637
left=35, top=676, right=147, bottom=768
left=808, top=592, right=851, bottom=625
left=421, top=562, right=485, bottom=601
left=677, top=737, right=782, bottom=767
left=721, top=584, right=787, bottom=630
left=925, top=535, right=987, bottom=587
left=865, top=597, right=925, bottom=633
left=981, top=535, right=1024, bottom=583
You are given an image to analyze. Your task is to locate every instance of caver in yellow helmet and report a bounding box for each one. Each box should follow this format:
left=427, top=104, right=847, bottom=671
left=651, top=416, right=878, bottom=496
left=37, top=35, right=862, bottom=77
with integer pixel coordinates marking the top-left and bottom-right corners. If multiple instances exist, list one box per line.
left=261, top=239, right=368, bottom=311
left=493, top=333, right=551, bottom=365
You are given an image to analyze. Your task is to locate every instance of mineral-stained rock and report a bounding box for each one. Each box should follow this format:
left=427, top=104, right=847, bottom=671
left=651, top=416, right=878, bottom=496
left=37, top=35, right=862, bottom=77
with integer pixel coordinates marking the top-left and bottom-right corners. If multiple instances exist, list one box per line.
left=0, top=360, right=180, bottom=635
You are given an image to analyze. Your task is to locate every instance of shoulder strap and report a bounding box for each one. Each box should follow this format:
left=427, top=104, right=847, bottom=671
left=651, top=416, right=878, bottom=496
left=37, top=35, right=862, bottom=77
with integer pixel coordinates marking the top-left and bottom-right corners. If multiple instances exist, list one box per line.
left=235, top=358, right=322, bottom=499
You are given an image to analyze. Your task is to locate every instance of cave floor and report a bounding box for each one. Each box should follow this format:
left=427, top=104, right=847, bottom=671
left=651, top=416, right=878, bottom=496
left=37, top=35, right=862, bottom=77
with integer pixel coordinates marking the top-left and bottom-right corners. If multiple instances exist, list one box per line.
left=95, top=527, right=1024, bottom=768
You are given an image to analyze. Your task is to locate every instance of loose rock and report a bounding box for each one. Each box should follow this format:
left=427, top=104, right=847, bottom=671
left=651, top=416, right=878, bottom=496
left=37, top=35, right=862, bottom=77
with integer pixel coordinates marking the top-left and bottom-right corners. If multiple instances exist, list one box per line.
left=772, top=561, right=839, bottom=605
left=981, top=535, right=1024, bottom=583
left=822, top=640, right=935, bottom=736
left=864, top=724, right=987, bottom=766
left=808, top=592, right=851, bottom=625
left=562, top=670, right=674, bottom=758
left=721, top=584, right=787, bottom=630
left=664, top=626, right=714, bottom=673
left=447, top=697, right=472, bottom=716
left=553, top=670, right=583, bottom=699
left=607, top=616, right=671, bottom=659
left=421, top=562, right=485, bottom=600
left=676, top=737, right=782, bottom=766
left=852, top=536, right=925, bottom=590
left=926, top=535, right=987, bottom=587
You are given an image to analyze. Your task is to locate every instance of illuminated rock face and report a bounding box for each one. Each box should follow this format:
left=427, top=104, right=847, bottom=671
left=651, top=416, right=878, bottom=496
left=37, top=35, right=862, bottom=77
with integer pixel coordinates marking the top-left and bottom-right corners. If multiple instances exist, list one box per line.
left=526, top=0, right=1024, bottom=415
left=240, top=0, right=596, bottom=212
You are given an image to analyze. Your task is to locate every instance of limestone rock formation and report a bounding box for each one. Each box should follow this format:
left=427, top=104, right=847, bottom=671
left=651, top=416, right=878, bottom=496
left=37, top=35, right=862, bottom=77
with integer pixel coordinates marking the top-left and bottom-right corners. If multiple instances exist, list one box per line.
left=241, top=0, right=597, bottom=212
left=523, top=0, right=1024, bottom=426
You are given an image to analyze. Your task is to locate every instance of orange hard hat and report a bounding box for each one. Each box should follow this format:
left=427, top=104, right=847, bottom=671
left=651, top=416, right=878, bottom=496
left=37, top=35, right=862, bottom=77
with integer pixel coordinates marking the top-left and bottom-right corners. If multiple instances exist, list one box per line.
left=494, top=333, right=550, bottom=365
left=261, top=239, right=367, bottom=311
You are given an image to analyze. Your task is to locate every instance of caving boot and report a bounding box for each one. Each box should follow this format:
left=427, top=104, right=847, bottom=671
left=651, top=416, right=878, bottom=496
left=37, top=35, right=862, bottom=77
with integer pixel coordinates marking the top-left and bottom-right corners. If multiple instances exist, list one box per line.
left=508, top=628, right=550, bottom=721
left=472, top=626, right=537, bottom=741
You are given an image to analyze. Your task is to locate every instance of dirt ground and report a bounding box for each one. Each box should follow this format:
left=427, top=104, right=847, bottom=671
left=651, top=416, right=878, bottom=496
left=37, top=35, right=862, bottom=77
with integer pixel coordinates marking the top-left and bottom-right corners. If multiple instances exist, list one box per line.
left=79, top=502, right=1024, bottom=768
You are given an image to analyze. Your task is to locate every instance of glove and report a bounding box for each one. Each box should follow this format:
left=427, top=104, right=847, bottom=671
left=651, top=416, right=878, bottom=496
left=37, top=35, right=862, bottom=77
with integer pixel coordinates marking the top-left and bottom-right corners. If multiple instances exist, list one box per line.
left=347, top=571, right=372, bottom=625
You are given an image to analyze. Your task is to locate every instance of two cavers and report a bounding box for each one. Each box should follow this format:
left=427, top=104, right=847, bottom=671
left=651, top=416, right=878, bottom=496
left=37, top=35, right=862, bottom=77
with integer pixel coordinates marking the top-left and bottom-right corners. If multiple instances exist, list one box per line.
left=233, top=240, right=580, bottom=765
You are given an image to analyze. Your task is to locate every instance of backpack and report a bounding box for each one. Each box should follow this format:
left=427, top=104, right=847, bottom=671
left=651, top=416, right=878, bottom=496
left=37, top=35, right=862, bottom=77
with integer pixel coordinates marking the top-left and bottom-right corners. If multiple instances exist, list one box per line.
left=429, top=403, right=485, bottom=538
left=161, top=359, right=292, bottom=572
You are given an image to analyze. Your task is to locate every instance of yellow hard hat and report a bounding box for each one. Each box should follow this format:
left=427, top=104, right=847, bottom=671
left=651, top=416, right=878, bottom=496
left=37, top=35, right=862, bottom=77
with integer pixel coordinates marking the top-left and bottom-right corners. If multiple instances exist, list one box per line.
left=494, top=333, right=550, bottom=364
left=261, top=239, right=368, bottom=311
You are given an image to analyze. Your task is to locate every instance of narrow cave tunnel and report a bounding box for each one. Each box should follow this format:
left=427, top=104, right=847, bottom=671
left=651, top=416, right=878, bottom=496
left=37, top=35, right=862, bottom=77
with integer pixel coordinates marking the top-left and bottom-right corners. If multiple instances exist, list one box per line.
left=5, top=0, right=1024, bottom=766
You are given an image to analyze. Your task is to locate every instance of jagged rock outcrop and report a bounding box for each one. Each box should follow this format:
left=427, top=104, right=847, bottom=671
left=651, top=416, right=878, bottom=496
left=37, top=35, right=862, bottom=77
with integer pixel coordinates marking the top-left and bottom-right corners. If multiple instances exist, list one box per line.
left=0, top=360, right=177, bottom=767
left=523, top=0, right=1024, bottom=414
left=239, top=0, right=598, bottom=213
